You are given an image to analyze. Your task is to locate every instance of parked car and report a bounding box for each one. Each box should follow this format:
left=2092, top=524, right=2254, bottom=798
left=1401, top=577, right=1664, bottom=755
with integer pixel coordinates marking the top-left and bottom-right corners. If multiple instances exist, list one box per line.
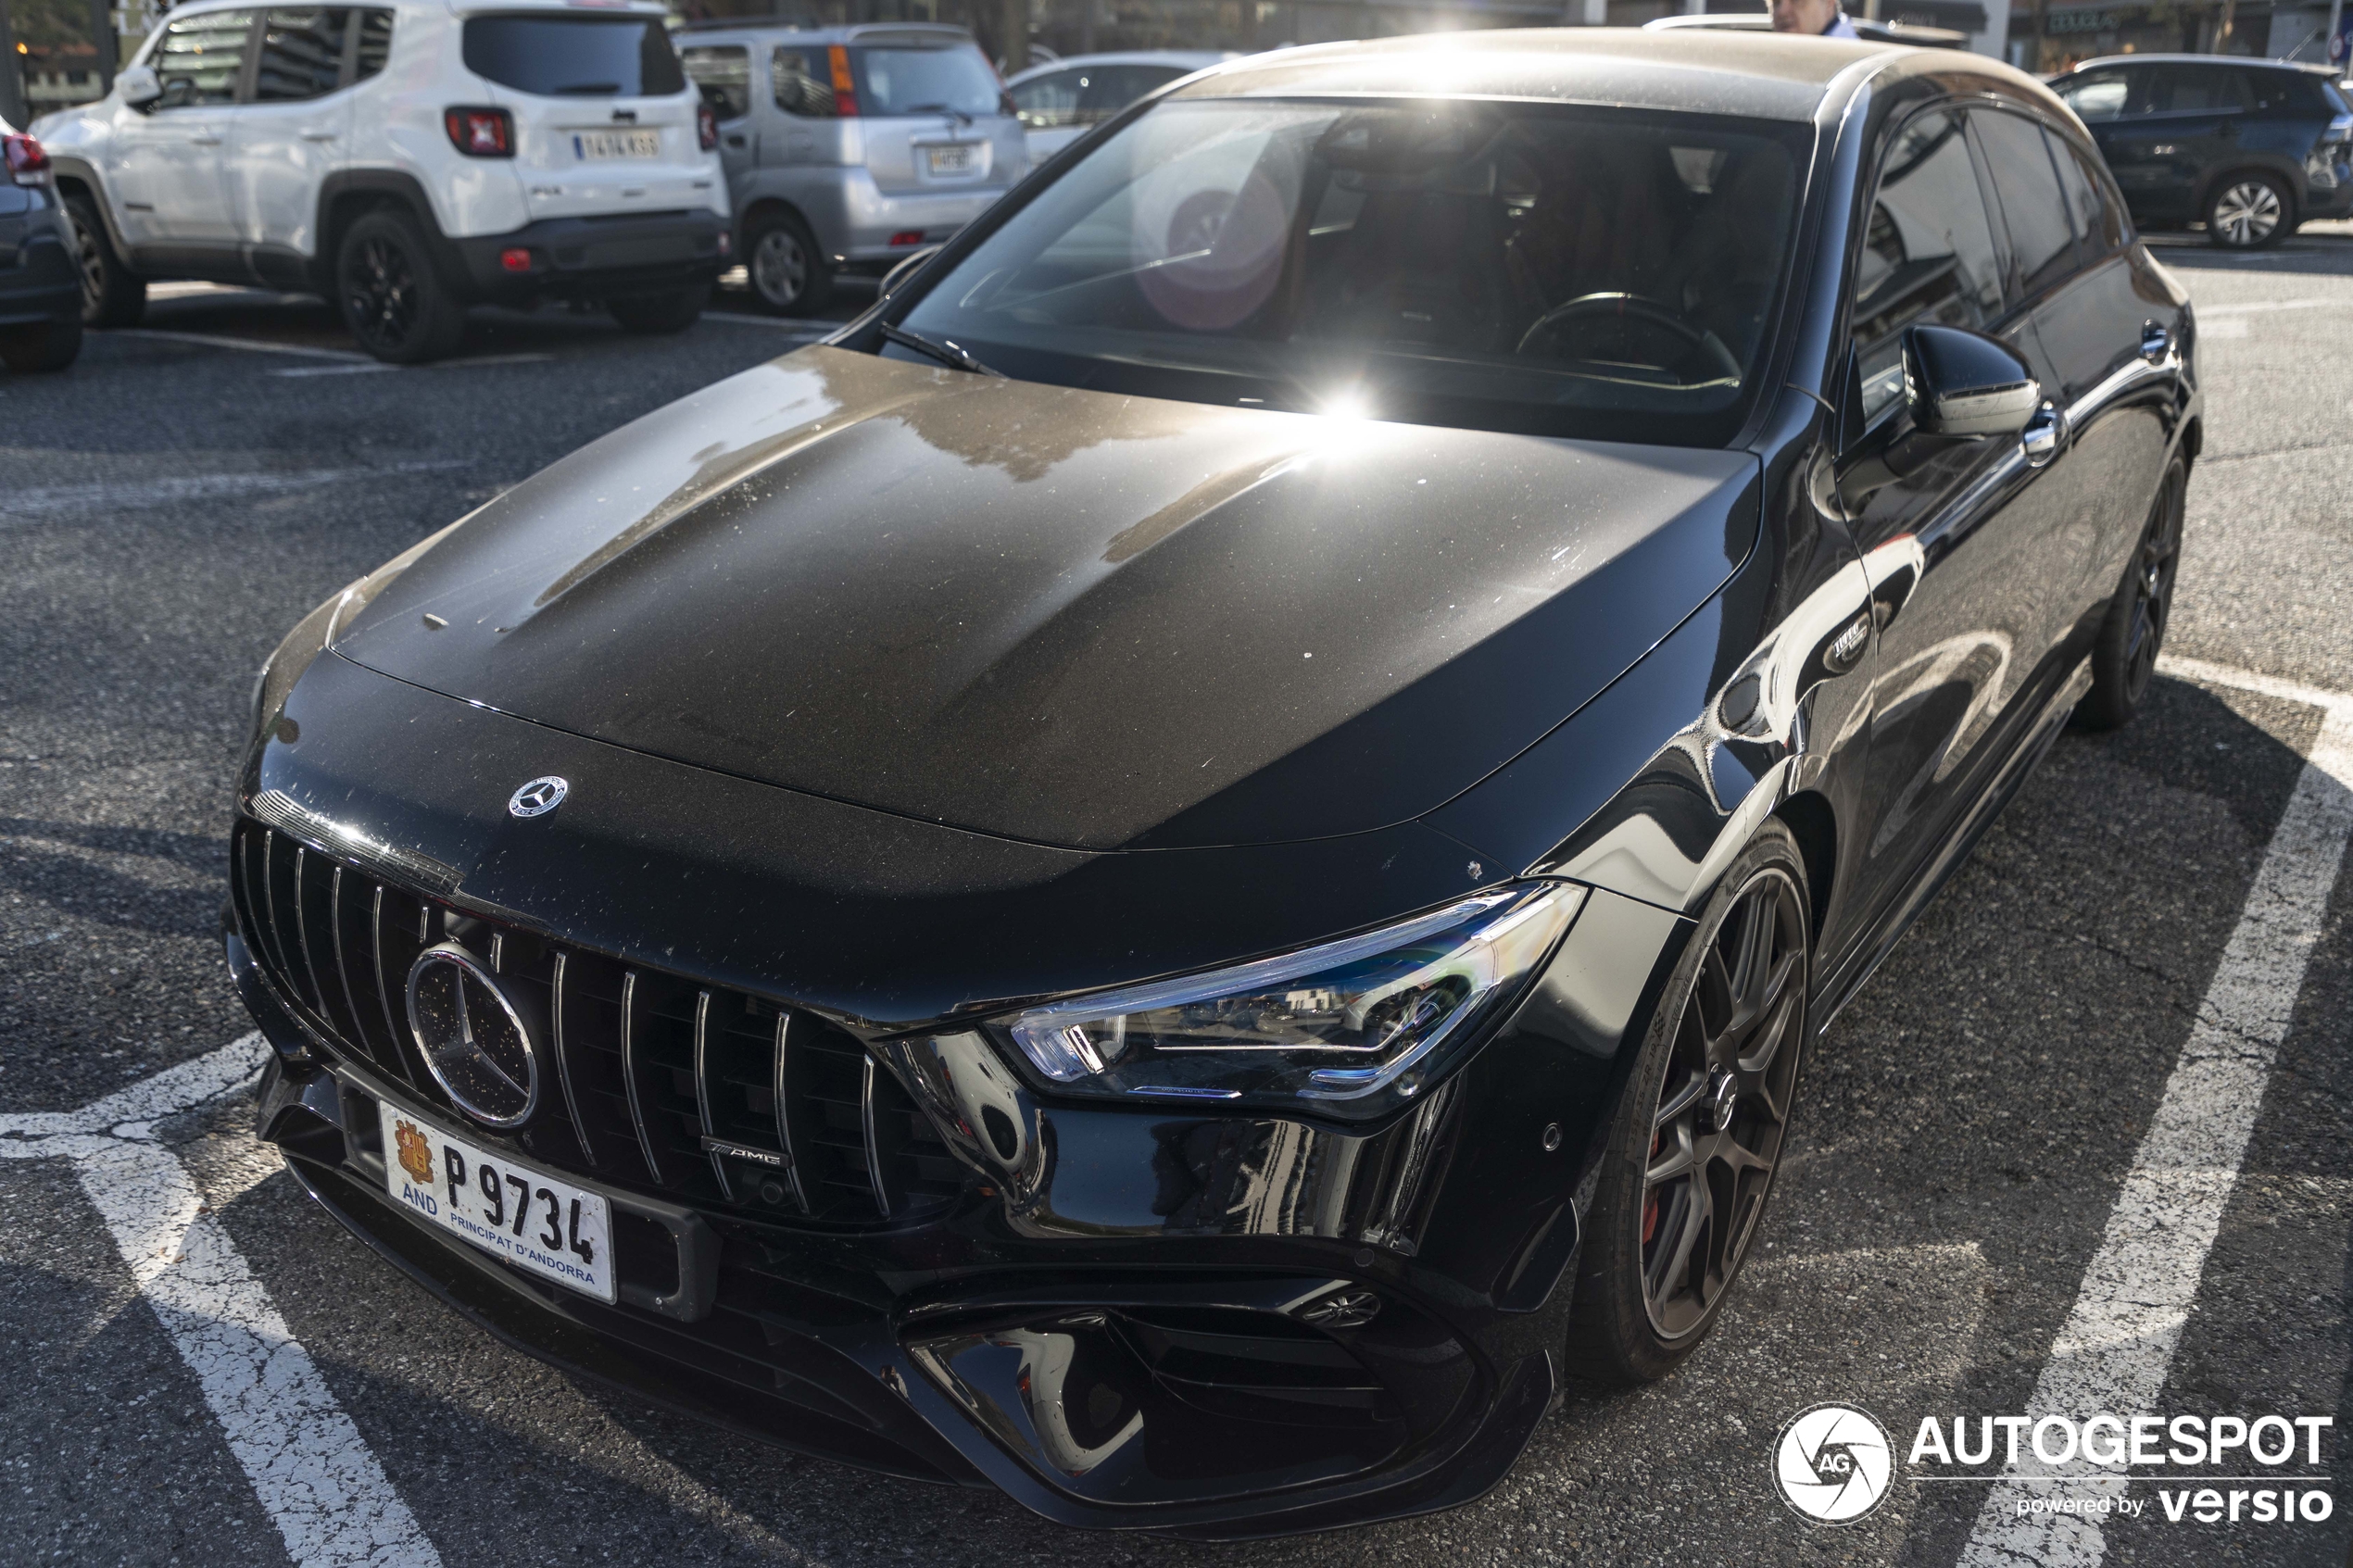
left=1644, top=12, right=1971, bottom=46
left=0, top=119, right=82, bottom=371
left=678, top=22, right=1025, bottom=314
left=32, top=0, right=729, bottom=362
left=1005, top=51, right=1234, bottom=164
left=234, top=30, right=2195, bottom=1536
left=2049, top=56, right=2353, bottom=246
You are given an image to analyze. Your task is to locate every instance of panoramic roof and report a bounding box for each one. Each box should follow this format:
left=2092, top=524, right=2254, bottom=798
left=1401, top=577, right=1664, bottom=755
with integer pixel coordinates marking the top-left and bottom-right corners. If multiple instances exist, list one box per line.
left=1176, top=27, right=1895, bottom=121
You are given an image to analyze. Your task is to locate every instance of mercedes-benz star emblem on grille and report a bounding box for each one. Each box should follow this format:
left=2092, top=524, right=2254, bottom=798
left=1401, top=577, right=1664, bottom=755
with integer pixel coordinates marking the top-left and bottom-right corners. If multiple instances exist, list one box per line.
left=404, top=942, right=542, bottom=1128
left=508, top=775, right=569, bottom=819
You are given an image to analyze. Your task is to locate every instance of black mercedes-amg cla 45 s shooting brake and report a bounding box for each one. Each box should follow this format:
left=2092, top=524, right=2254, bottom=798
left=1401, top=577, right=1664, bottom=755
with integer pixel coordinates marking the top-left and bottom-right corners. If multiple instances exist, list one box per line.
left=231, top=30, right=2198, bottom=1537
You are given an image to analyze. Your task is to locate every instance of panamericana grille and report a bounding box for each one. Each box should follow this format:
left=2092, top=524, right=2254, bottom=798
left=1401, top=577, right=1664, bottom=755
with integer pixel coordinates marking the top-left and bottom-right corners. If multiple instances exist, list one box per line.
left=230, top=815, right=963, bottom=1226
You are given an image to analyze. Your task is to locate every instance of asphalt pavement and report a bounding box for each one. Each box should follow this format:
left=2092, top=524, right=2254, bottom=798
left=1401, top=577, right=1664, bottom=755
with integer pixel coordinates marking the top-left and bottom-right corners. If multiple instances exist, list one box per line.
left=4, top=234, right=2353, bottom=1568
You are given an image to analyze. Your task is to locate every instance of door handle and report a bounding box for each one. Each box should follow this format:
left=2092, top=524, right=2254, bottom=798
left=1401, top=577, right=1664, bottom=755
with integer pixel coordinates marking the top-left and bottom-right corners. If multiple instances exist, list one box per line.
left=2140, top=320, right=2172, bottom=364
left=301, top=130, right=339, bottom=142
left=188, top=134, right=222, bottom=145
left=724, top=133, right=748, bottom=147
left=2022, top=402, right=2068, bottom=469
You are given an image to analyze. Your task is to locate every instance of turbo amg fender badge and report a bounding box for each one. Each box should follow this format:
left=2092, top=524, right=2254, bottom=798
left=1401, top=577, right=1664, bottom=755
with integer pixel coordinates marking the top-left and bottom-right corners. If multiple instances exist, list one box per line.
left=508, top=775, right=569, bottom=818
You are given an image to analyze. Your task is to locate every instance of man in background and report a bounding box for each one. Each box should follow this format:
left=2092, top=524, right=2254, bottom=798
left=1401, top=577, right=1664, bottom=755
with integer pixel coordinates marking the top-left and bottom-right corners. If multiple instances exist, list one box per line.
left=1770, top=0, right=1860, bottom=36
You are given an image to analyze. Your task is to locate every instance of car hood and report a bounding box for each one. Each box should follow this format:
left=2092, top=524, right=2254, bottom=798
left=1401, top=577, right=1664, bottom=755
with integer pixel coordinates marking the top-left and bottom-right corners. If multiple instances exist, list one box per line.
left=334, top=347, right=1758, bottom=851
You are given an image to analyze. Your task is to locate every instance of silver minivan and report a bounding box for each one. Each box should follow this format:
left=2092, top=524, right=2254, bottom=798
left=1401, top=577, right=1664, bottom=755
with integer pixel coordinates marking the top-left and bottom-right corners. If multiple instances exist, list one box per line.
left=679, top=22, right=1026, bottom=314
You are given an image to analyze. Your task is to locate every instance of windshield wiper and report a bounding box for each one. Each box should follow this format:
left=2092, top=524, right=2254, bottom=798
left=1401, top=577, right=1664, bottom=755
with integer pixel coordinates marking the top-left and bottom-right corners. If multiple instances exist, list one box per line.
left=907, top=101, right=974, bottom=125
left=879, top=322, right=1002, bottom=378
left=551, top=82, right=623, bottom=94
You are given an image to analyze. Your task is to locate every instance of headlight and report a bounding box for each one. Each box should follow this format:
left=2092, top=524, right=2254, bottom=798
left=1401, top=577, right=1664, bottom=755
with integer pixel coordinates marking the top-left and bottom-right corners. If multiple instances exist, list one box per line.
left=998, top=882, right=1584, bottom=1118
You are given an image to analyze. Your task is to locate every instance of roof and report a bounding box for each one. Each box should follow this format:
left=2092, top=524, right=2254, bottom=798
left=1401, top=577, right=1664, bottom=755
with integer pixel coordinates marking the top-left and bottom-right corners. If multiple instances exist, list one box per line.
left=2059, top=52, right=2342, bottom=76
left=672, top=18, right=973, bottom=43
left=1172, top=27, right=1910, bottom=121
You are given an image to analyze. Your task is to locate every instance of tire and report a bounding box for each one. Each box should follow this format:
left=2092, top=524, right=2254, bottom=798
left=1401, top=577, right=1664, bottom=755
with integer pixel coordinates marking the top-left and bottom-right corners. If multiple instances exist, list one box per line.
left=335, top=209, right=466, bottom=364
left=2074, top=455, right=2186, bottom=732
left=2205, top=171, right=2292, bottom=249
left=1563, top=820, right=1811, bottom=1386
left=64, top=194, right=145, bottom=328
left=0, top=315, right=83, bottom=372
left=608, top=283, right=709, bottom=334
left=744, top=209, right=831, bottom=316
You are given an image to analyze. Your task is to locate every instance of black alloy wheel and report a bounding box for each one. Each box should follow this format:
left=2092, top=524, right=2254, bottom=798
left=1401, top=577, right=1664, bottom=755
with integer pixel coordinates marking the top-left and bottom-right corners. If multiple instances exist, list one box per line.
left=2076, top=456, right=2187, bottom=731
left=65, top=194, right=145, bottom=327
left=336, top=210, right=464, bottom=364
left=1564, top=821, right=1810, bottom=1384
left=1640, top=863, right=1806, bottom=1339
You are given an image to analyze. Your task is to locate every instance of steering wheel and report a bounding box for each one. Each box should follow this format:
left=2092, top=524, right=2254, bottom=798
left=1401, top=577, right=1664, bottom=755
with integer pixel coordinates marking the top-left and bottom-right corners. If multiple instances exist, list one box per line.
left=1516, top=292, right=1743, bottom=383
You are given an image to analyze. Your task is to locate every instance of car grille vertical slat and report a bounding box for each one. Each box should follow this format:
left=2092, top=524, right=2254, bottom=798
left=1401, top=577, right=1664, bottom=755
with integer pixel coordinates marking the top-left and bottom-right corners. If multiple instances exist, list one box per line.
left=229, top=818, right=954, bottom=1226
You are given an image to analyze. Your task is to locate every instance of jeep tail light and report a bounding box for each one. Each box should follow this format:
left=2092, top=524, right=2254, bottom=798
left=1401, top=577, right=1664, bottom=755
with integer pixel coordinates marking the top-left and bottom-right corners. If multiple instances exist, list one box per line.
left=827, top=45, right=860, bottom=117
left=444, top=107, right=513, bottom=158
left=3, top=132, right=50, bottom=186
left=697, top=101, right=718, bottom=152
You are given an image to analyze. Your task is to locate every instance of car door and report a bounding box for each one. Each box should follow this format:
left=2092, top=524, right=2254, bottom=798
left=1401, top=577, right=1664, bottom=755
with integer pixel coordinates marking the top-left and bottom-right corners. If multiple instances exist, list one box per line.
left=681, top=42, right=759, bottom=190
left=1011, top=66, right=1085, bottom=164
left=2031, top=123, right=2177, bottom=614
left=1831, top=105, right=2078, bottom=932
left=2139, top=64, right=2254, bottom=222
left=109, top=7, right=252, bottom=251
left=2059, top=65, right=2172, bottom=219
left=226, top=7, right=358, bottom=275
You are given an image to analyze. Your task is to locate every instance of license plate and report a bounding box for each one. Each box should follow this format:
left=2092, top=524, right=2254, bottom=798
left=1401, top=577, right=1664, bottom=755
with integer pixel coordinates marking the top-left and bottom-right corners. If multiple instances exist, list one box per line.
left=573, top=129, right=662, bottom=162
left=923, top=144, right=978, bottom=175
left=379, top=1101, right=616, bottom=1304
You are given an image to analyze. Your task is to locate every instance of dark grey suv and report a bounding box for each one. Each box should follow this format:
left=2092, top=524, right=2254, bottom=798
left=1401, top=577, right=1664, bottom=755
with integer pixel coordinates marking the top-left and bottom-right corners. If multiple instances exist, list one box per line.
left=0, top=120, right=82, bottom=372
left=2053, top=56, right=2353, bottom=247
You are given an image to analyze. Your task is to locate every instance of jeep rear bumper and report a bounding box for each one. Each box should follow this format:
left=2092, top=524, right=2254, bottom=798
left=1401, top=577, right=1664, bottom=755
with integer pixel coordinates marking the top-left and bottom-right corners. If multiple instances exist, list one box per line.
left=450, top=209, right=727, bottom=303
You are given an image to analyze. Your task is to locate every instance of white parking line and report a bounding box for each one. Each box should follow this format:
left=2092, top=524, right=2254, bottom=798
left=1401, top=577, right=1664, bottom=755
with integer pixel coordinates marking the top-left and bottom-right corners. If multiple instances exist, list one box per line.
left=2196, top=297, right=2345, bottom=316
left=1958, top=659, right=2353, bottom=1567
left=0, top=1035, right=443, bottom=1567
left=113, top=328, right=375, bottom=362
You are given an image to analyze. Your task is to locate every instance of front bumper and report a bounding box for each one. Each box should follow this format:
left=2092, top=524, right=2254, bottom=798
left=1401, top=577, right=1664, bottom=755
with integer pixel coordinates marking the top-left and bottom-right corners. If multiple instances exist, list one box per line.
left=449, top=209, right=727, bottom=304
left=228, top=654, right=1691, bottom=1534
left=2302, top=170, right=2353, bottom=220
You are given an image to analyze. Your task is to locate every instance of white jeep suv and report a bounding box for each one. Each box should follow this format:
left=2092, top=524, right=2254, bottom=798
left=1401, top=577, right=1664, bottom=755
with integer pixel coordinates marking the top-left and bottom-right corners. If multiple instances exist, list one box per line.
left=34, top=0, right=731, bottom=361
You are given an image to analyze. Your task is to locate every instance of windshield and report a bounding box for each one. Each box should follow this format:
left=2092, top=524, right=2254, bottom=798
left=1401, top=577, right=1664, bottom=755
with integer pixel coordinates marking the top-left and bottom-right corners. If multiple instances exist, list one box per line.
left=461, top=16, right=686, bottom=98
left=894, top=97, right=1807, bottom=445
left=856, top=44, right=1001, bottom=118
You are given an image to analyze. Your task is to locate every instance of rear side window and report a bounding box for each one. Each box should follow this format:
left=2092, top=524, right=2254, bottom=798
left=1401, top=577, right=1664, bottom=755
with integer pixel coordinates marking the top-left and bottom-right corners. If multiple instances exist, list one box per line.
left=252, top=8, right=348, bottom=102
left=2150, top=66, right=2251, bottom=114
left=353, top=7, right=392, bottom=81
left=1851, top=108, right=2008, bottom=423
left=682, top=44, right=750, bottom=119
left=1973, top=108, right=2078, bottom=300
left=854, top=44, right=1000, bottom=118
left=460, top=16, right=686, bottom=98
left=773, top=46, right=842, bottom=117
left=153, top=10, right=255, bottom=108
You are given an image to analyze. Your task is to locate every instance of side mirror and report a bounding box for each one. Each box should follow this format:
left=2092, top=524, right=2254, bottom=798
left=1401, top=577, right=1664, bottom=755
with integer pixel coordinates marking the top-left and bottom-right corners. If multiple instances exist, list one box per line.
left=1903, top=323, right=2041, bottom=439
left=118, top=64, right=162, bottom=108
left=877, top=244, right=942, bottom=302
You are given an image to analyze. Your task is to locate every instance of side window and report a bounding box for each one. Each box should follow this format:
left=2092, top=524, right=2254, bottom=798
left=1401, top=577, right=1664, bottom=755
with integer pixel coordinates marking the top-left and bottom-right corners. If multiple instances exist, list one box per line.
left=1972, top=108, right=2078, bottom=301
left=153, top=9, right=256, bottom=108
left=2054, top=135, right=2125, bottom=258
left=2151, top=66, right=2251, bottom=115
left=681, top=44, right=750, bottom=120
left=1011, top=68, right=1081, bottom=130
left=1073, top=65, right=1185, bottom=126
left=352, top=8, right=392, bottom=82
left=252, top=8, right=349, bottom=103
left=2057, top=69, right=2132, bottom=124
left=772, top=46, right=840, bottom=119
left=1850, top=108, right=2007, bottom=424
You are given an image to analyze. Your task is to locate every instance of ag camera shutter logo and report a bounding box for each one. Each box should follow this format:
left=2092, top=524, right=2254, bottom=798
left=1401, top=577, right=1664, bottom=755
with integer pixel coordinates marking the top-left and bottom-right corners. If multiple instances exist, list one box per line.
left=1774, top=1403, right=1894, bottom=1524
